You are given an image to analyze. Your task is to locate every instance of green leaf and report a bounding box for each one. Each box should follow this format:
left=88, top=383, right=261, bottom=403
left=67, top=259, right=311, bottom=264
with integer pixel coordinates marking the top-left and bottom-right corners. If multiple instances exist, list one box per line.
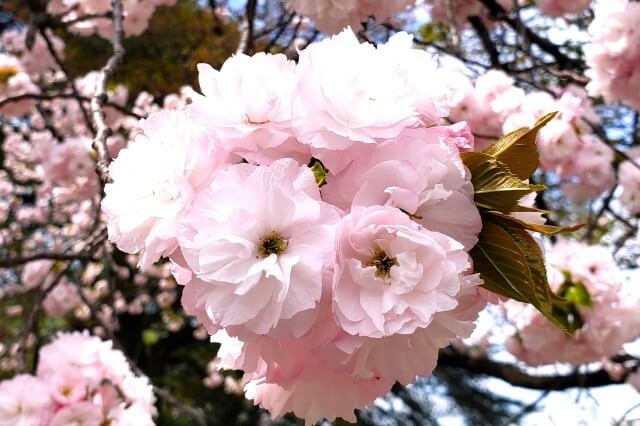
left=482, top=112, right=558, bottom=180
left=461, top=152, right=545, bottom=212
left=485, top=211, right=584, bottom=236
left=471, top=216, right=572, bottom=334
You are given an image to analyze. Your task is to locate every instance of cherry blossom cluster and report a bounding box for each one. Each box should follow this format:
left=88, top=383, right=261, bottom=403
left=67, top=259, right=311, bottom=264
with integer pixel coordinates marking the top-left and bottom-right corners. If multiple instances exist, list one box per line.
left=1, top=29, right=65, bottom=77
left=0, top=331, right=156, bottom=426
left=504, top=85, right=615, bottom=203
left=505, top=240, right=640, bottom=366
left=448, top=70, right=615, bottom=203
left=102, top=29, right=491, bottom=422
left=585, top=0, right=640, bottom=110
left=47, top=0, right=178, bottom=39
left=285, top=0, right=416, bottom=33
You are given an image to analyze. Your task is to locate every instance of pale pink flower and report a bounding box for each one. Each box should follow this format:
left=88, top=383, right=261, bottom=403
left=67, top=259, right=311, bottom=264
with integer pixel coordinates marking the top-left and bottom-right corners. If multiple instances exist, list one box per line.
left=506, top=241, right=640, bottom=366
left=585, top=0, right=640, bottom=110
left=348, top=273, right=487, bottom=384
left=38, top=136, right=99, bottom=200
left=21, top=260, right=54, bottom=290
left=102, top=109, right=231, bottom=268
left=559, top=136, right=615, bottom=203
left=332, top=205, right=471, bottom=337
left=189, top=53, right=309, bottom=165
left=293, top=29, right=448, bottom=172
left=0, top=375, right=53, bottom=426
left=322, top=128, right=481, bottom=250
left=179, top=159, right=340, bottom=338
left=42, top=279, right=82, bottom=317
left=0, top=29, right=64, bottom=75
left=246, top=373, right=391, bottom=424
left=47, top=368, right=88, bottom=406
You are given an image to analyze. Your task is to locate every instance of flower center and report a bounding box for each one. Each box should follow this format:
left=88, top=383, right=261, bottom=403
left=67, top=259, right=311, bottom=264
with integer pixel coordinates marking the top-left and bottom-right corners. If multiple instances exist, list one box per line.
left=366, top=248, right=398, bottom=280
left=61, top=386, right=72, bottom=397
left=0, top=66, right=19, bottom=84
left=258, top=230, right=288, bottom=258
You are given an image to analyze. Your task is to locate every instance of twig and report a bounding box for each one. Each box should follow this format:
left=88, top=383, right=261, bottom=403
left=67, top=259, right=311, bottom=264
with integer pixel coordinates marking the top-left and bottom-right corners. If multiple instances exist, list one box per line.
left=477, top=0, right=584, bottom=70
left=90, top=0, right=126, bottom=184
left=584, top=185, right=617, bottom=241
left=38, top=28, right=95, bottom=133
left=0, top=252, right=98, bottom=268
left=236, top=0, right=257, bottom=55
left=468, top=16, right=505, bottom=71
left=0, top=93, right=142, bottom=119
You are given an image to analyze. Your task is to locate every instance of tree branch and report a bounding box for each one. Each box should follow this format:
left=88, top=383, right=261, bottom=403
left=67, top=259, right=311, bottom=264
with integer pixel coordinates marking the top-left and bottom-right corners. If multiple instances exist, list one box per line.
left=0, top=252, right=98, bottom=268
left=468, top=16, right=505, bottom=71
left=438, top=349, right=633, bottom=391
left=90, top=0, right=125, bottom=184
left=477, top=0, right=584, bottom=70
left=0, top=93, right=142, bottom=119
left=237, top=0, right=257, bottom=55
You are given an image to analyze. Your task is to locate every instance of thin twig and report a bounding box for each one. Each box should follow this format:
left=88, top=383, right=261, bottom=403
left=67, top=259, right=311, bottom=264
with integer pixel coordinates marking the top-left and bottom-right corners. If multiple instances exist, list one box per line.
left=0, top=252, right=98, bottom=268
left=90, top=0, right=126, bottom=184
left=236, top=0, right=257, bottom=55
left=0, top=92, right=142, bottom=119
left=38, top=28, right=95, bottom=133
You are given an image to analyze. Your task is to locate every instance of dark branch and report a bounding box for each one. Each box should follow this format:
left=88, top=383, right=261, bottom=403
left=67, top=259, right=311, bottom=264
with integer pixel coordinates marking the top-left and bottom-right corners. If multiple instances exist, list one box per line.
left=477, top=0, right=584, bottom=70
left=0, top=93, right=142, bottom=119
left=438, top=349, right=632, bottom=391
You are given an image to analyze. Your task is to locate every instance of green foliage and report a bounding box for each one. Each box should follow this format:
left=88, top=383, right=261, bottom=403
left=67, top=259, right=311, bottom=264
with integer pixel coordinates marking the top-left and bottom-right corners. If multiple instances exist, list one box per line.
left=463, top=113, right=583, bottom=334
left=461, top=152, right=545, bottom=212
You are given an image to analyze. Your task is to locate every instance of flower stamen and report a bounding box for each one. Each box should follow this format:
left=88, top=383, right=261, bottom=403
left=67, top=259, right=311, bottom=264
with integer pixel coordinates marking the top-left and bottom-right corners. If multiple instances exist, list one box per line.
left=366, top=247, right=398, bottom=280
left=258, top=230, right=288, bottom=258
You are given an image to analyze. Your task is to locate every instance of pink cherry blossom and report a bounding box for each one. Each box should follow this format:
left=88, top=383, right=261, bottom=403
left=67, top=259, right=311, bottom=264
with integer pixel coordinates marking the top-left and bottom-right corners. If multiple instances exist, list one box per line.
left=293, top=29, right=449, bottom=172
left=0, top=374, right=53, bottom=426
left=102, top=109, right=232, bottom=268
left=189, top=53, right=310, bottom=165
left=42, top=278, right=82, bottom=317
left=322, top=127, right=481, bottom=250
left=332, top=205, right=473, bottom=338
left=348, top=273, right=487, bottom=385
left=38, top=137, right=99, bottom=201
left=585, top=0, right=640, bottom=110
left=505, top=241, right=640, bottom=366
left=179, top=159, right=340, bottom=338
